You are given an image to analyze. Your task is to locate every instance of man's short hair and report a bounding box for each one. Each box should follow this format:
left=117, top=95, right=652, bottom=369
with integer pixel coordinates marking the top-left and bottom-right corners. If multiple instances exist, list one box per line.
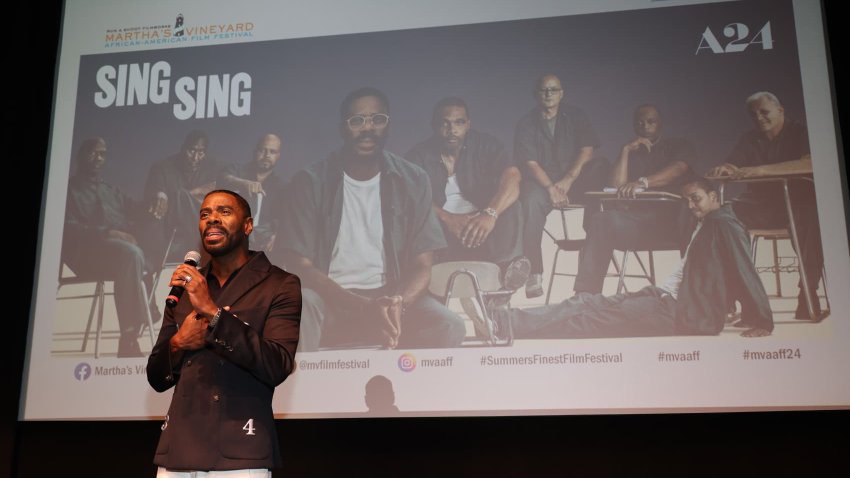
left=634, top=103, right=659, bottom=115
left=339, top=87, right=389, bottom=121
left=76, top=137, right=105, bottom=164
left=746, top=91, right=782, bottom=107
left=681, top=176, right=718, bottom=195
left=535, top=73, right=562, bottom=89
left=431, top=97, right=469, bottom=125
left=181, top=130, right=209, bottom=151
left=255, top=133, right=281, bottom=150
left=204, top=189, right=252, bottom=218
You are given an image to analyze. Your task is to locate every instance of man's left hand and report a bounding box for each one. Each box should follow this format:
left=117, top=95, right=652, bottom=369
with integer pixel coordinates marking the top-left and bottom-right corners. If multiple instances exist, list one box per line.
left=616, top=181, right=644, bottom=198
left=461, top=214, right=496, bottom=248
left=170, top=311, right=209, bottom=352
left=726, top=166, right=762, bottom=179
left=371, top=296, right=403, bottom=349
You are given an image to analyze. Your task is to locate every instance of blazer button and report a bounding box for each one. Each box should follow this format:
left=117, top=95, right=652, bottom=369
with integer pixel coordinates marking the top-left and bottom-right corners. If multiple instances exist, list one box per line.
left=186, top=360, right=192, bottom=366
left=213, top=394, right=220, bottom=402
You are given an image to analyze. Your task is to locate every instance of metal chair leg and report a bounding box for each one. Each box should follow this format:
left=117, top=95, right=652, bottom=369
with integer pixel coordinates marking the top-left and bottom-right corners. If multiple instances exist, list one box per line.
left=94, top=282, right=106, bottom=359
left=545, top=249, right=560, bottom=305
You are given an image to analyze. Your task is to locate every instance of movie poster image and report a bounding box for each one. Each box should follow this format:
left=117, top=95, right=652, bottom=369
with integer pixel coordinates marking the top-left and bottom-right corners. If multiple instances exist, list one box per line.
left=31, top=0, right=847, bottom=419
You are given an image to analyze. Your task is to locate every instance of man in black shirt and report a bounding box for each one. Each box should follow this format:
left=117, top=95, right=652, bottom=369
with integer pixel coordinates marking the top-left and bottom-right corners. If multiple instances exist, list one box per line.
left=514, top=74, right=609, bottom=298
left=406, top=97, right=527, bottom=287
left=574, top=104, right=694, bottom=294
left=708, top=91, right=824, bottom=320
left=219, top=133, right=286, bottom=253
left=62, top=137, right=158, bottom=357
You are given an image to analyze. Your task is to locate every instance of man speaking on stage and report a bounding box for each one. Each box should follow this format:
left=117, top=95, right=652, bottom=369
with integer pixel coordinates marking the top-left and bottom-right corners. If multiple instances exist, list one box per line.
left=147, top=189, right=302, bottom=476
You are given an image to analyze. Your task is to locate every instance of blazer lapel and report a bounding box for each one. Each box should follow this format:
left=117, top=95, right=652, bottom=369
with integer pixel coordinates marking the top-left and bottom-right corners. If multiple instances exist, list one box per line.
left=211, top=252, right=271, bottom=308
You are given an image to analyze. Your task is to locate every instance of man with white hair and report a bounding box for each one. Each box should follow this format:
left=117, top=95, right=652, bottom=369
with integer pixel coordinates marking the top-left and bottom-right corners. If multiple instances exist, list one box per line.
left=708, top=91, right=824, bottom=320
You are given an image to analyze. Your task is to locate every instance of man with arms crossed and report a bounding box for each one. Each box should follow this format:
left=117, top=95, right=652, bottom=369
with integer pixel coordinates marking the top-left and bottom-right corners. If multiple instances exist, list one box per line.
left=147, top=190, right=301, bottom=476
left=280, top=87, right=465, bottom=351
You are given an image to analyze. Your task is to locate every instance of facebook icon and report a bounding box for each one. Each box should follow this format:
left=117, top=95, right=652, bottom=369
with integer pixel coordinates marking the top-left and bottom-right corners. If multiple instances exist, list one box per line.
left=74, top=363, right=91, bottom=381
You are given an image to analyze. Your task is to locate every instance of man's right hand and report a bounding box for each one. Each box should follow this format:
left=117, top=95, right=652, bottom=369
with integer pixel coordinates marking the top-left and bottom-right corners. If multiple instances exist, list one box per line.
left=440, top=212, right=471, bottom=240
left=547, top=183, right=570, bottom=208
left=106, top=229, right=137, bottom=245
left=364, top=296, right=403, bottom=349
left=245, top=180, right=265, bottom=196
left=623, top=137, right=653, bottom=153
left=149, top=192, right=168, bottom=220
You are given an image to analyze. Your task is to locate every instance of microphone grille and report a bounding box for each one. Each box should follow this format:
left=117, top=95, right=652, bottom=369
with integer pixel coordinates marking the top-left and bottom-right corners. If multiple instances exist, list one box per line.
left=184, top=250, right=202, bottom=266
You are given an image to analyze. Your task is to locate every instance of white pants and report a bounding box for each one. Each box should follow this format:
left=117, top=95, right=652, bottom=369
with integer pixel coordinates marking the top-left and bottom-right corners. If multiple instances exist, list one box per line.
left=156, top=468, right=270, bottom=478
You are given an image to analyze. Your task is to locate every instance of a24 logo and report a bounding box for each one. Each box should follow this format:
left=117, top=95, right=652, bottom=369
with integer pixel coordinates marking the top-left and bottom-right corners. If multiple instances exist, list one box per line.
left=696, top=21, right=773, bottom=54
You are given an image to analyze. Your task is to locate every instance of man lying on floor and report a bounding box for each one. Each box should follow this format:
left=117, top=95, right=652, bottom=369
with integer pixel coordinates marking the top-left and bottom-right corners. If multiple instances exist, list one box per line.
left=491, top=176, right=773, bottom=339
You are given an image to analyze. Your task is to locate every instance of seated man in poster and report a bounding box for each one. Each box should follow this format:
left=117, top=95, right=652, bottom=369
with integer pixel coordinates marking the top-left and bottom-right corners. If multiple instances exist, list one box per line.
left=405, top=97, right=528, bottom=289
left=515, top=73, right=609, bottom=298
left=219, top=133, right=286, bottom=253
left=146, top=130, right=224, bottom=262
left=489, top=178, right=773, bottom=339
left=280, top=87, right=466, bottom=351
left=62, top=137, right=159, bottom=357
left=707, top=91, right=824, bottom=320
left=573, top=104, right=695, bottom=294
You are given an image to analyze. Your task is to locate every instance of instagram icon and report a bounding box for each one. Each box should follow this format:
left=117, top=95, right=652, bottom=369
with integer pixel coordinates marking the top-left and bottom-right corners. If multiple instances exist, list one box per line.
left=397, top=353, right=416, bottom=372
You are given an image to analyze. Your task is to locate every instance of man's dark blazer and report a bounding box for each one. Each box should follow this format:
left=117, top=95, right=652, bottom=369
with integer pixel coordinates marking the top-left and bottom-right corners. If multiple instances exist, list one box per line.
left=147, top=251, right=301, bottom=471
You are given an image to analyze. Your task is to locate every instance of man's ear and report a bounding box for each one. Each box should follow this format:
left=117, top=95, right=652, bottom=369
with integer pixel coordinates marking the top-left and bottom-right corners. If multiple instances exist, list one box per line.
left=244, top=217, right=254, bottom=236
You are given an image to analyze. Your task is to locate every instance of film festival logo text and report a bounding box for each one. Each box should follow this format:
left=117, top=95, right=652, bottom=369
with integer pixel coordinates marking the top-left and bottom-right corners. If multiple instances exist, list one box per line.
left=103, top=13, right=254, bottom=49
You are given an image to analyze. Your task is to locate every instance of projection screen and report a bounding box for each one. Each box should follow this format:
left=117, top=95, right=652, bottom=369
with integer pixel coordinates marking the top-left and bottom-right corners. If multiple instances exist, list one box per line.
left=21, top=0, right=850, bottom=420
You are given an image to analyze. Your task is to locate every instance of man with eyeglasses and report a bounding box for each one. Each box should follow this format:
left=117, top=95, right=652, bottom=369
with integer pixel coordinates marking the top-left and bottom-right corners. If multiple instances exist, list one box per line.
left=514, top=73, right=609, bottom=298
left=219, top=133, right=285, bottom=253
left=145, top=129, right=224, bottom=262
left=406, top=97, right=528, bottom=287
left=280, top=87, right=465, bottom=351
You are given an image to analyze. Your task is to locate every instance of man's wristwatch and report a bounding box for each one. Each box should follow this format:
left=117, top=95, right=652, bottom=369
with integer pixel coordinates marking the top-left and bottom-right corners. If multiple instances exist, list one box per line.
left=208, top=307, right=222, bottom=329
left=637, top=177, right=650, bottom=189
left=482, top=207, right=498, bottom=219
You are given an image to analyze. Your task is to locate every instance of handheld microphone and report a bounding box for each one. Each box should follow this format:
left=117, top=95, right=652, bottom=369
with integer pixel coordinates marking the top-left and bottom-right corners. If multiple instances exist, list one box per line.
left=165, top=251, right=202, bottom=308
